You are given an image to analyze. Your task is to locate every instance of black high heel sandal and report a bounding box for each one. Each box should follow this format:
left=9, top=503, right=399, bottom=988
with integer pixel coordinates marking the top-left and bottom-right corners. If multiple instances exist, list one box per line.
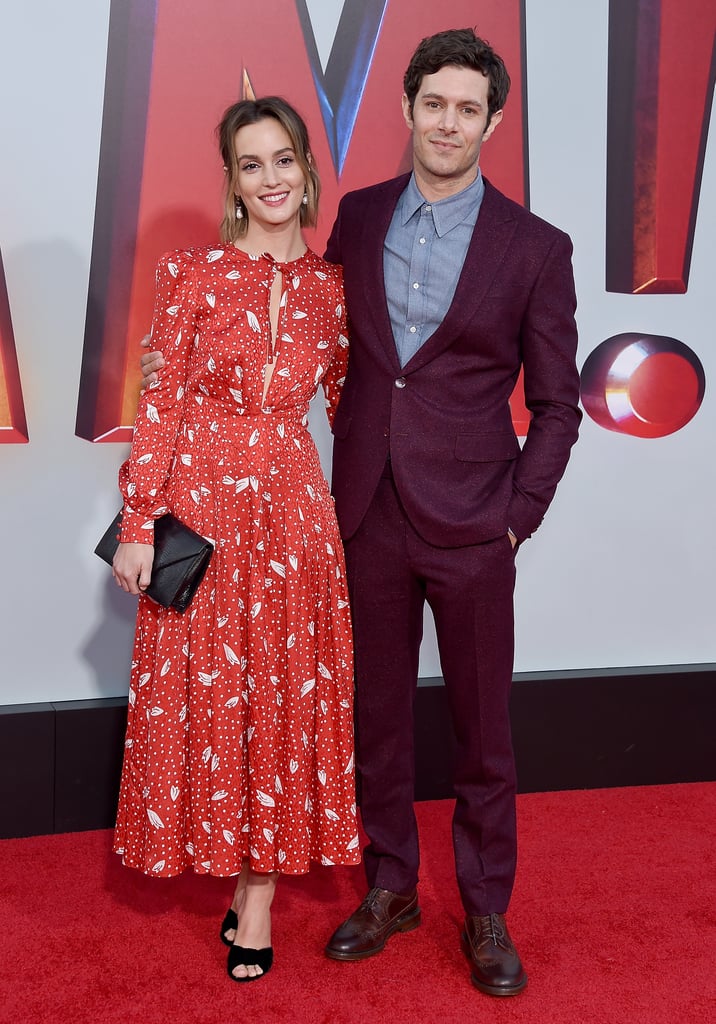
left=227, top=944, right=274, bottom=982
left=220, top=908, right=238, bottom=947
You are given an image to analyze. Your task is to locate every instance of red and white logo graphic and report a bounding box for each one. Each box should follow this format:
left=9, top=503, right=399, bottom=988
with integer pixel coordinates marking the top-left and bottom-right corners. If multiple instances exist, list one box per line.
left=581, top=333, right=705, bottom=437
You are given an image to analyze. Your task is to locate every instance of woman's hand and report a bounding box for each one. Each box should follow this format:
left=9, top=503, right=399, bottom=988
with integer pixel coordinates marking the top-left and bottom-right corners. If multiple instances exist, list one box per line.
left=113, top=542, right=154, bottom=595
left=139, top=334, right=165, bottom=388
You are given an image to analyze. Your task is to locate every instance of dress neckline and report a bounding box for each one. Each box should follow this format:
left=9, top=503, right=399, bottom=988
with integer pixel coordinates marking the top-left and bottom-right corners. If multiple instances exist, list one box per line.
left=229, top=245, right=313, bottom=269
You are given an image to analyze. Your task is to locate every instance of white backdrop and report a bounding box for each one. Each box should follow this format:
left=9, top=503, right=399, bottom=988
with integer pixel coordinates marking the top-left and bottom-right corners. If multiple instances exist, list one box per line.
left=0, top=0, right=714, bottom=706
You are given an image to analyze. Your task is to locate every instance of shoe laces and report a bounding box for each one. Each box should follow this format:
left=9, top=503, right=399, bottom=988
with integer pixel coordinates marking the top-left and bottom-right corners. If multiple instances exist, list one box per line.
left=474, top=913, right=510, bottom=951
left=360, top=888, right=384, bottom=912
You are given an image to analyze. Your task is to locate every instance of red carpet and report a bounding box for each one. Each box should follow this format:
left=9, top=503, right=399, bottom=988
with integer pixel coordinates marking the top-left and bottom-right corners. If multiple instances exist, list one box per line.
left=2, top=784, right=714, bottom=1024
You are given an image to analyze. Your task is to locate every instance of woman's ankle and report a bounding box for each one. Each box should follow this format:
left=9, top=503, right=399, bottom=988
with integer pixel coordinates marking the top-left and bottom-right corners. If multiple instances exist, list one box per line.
left=233, top=872, right=278, bottom=948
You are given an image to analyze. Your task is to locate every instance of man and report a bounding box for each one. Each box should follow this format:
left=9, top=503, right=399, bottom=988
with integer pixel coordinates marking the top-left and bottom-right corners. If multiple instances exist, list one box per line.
left=320, top=28, right=580, bottom=996
left=142, top=28, right=581, bottom=996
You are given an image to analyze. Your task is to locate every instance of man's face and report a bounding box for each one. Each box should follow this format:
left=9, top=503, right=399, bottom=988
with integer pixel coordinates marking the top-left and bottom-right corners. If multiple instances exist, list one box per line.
left=402, top=65, right=503, bottom=197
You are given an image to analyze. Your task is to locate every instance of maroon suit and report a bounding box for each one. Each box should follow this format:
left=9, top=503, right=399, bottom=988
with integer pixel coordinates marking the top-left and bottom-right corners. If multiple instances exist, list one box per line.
left=325, top=174, right=581, bottom=915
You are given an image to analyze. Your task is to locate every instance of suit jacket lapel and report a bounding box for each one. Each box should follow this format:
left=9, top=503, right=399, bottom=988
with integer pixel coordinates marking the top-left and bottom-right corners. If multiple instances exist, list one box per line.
left=403, top=180, right=518, bottom=373
left=359, top=176, right=409, bottom=372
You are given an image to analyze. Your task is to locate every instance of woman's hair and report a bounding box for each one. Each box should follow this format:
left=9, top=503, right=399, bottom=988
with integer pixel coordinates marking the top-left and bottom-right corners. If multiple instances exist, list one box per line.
left=403, top=28, right=511, bottom=126
left=217, top=96, right=320, bottom=243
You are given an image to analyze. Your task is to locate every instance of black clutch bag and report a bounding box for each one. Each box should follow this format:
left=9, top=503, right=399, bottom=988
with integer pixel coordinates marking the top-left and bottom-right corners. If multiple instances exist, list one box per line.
left=95, top=510, right=213, bottom=614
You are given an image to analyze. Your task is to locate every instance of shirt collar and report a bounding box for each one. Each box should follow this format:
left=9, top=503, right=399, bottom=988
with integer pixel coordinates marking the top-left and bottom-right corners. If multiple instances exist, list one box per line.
left=397, top=170, right=485, bottom=237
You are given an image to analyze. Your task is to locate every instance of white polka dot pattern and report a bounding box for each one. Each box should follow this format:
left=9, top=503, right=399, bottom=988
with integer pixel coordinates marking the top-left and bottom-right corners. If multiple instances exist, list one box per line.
left=113, top=245, right=358, bottom=877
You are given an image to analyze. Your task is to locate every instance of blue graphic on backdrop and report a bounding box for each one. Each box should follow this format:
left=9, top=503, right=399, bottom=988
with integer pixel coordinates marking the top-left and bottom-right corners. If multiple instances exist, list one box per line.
left=295, top=0, right=389, bottom=177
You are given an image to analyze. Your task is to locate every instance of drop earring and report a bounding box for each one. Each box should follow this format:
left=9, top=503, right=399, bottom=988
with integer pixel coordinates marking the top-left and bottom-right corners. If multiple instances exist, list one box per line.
left=302, top=190, right=308, bottom=206
left=235, top=196, right=245, bottom=220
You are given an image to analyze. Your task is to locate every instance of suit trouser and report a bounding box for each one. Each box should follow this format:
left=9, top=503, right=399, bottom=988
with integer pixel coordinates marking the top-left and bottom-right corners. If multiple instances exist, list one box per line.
left=343, top=469, right=518, bottom=916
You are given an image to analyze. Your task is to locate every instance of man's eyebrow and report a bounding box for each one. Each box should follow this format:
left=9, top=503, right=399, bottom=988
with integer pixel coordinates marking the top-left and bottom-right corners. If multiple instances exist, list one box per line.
left=420, top=91, right=485, bottom=107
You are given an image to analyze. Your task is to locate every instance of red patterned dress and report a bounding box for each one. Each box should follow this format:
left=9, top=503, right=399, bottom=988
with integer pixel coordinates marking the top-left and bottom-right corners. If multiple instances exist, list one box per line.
left=113, top=245, right=359, bottom=877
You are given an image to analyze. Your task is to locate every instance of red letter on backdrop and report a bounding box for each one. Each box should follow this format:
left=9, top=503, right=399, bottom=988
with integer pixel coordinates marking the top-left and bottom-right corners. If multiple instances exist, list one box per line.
left=75, top=0, right=528, bottom=442
left=0, top=249, right=28, bottom=444
left=606, top=0, right=716, bottom=294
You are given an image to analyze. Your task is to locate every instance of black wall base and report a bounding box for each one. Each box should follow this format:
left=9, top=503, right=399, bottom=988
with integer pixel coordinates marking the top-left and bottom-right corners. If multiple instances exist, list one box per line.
left=2, top=665, right=714, bottom=839
left=0, top=698, right=129, bottom=840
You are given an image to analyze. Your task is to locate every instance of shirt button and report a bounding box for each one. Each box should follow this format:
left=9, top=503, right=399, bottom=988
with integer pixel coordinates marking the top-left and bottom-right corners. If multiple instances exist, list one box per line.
left=425, top=205, right=432, bottom=211
left=412, top=282, right=420, bottom=290
left=419, top=237, right=426, bottom=244
left=394, top=377, right=407, bottom=389
left=409, top=326, right=417, bottom=334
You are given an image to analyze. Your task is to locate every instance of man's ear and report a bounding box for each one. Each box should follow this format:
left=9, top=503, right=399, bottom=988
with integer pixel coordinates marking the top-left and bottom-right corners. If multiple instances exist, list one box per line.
left=483, top=108, right=504, bottom=142
left=401, top=93, right=414, bottom=130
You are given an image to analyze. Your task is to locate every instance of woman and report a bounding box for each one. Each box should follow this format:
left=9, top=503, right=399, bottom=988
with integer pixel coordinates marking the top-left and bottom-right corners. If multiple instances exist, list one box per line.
left=111, top=97, right=358, bottom=982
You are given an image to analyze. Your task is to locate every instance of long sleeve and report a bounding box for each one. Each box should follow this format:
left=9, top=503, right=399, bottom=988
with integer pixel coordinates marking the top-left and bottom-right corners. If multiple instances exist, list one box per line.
left=506, top=231, right=582, bottom=540
left=321, top=274, right=349, bottom=429
left=119, top=251, right=198, bottom=544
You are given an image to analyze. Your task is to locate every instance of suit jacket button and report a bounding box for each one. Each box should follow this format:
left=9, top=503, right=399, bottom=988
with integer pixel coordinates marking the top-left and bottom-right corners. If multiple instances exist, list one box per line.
left=394, top=376, right=407, bottom=389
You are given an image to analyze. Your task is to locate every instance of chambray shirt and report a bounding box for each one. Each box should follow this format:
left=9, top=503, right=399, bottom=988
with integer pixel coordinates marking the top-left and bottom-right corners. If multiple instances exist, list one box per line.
left=383, top=170, right=485, bottom=367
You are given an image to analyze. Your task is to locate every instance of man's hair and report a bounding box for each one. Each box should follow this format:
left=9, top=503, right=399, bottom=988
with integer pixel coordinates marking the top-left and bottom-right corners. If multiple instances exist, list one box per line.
left=403, top=28, right=511, bottom=126
left=217, top=96, right=320, bottom=243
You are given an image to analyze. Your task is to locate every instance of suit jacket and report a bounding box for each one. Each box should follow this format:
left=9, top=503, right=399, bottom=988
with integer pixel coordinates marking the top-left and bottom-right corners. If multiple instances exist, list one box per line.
left=324, top=174, right=581, bottom=547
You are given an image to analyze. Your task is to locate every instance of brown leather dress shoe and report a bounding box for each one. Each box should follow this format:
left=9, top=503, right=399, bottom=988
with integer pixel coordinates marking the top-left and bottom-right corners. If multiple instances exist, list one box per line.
left=325, top=887, right=421, bottom=960
left=461, top=913, right=527, bottom=996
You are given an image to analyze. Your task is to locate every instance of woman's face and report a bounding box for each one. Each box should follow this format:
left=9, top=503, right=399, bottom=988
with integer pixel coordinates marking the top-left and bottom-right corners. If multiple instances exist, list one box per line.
left=233, top=118, right=307, bottom=232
